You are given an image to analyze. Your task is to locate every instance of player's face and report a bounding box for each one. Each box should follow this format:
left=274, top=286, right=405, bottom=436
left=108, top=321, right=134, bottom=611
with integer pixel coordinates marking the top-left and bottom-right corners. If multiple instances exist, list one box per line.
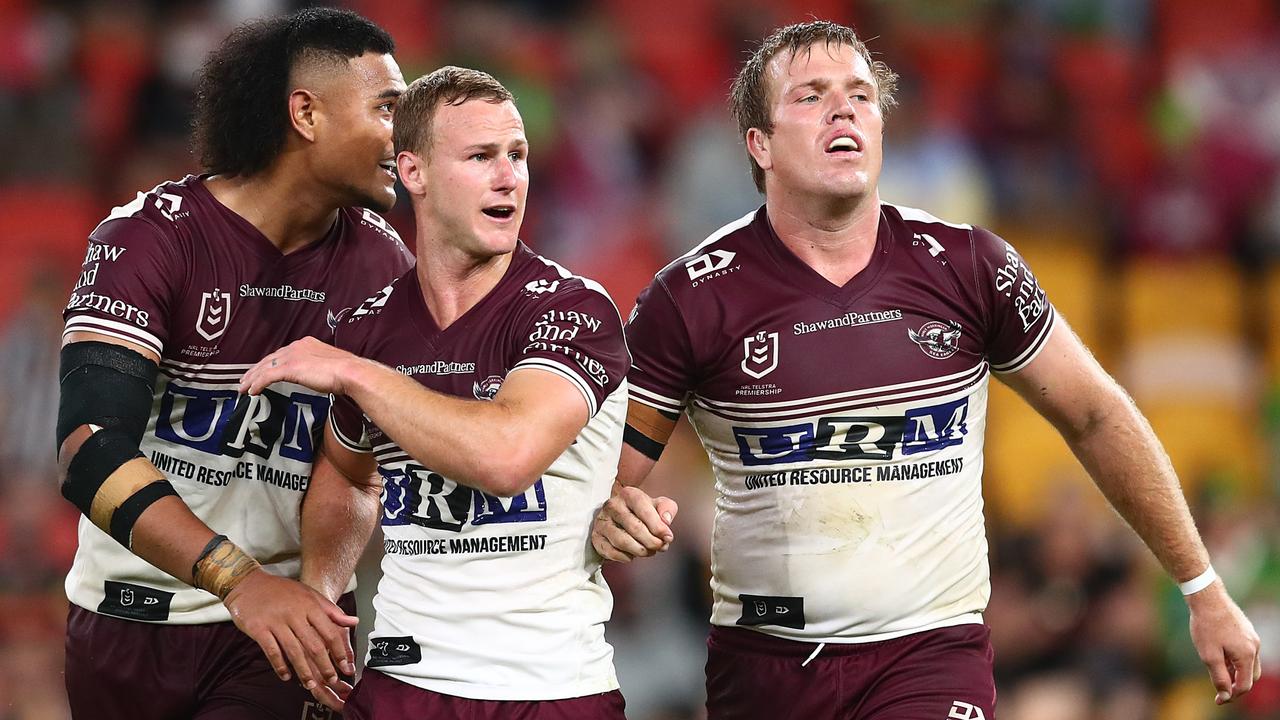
left=315, top=52, right=406, bottom=212
left=757, top=43, right=884, bottom=201
left=421, top=99, right=529, bottom=259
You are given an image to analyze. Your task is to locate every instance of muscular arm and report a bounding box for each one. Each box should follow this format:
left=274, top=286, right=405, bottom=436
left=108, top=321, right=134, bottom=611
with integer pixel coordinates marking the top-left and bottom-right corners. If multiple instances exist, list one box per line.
left=1001, top=318, right=1260, bottom=703
left=59, top=332, right=220, bottom=585
left=301, top=427, right=381, bottom=602
left=240, top=337, right=590, bottom=497
left=592, top=401, right=680, bottom=562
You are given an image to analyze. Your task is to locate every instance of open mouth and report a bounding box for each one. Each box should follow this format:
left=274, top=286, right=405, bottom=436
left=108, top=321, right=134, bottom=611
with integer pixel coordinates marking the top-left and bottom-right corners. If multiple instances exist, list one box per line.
left=378, top=160, right=396, bottom=177
left=482, top=205, right=516, bottom=220
left=825, top=136, right=861, bottom=154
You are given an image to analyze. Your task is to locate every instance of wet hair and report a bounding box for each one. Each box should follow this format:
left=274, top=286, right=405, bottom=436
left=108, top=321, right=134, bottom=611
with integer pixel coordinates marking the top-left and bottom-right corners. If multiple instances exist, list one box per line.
left=729, top=20, right=898, bottom=192
left=192, top=7, right=395, bottom=177
left=392, top=65, right=514, bottom=156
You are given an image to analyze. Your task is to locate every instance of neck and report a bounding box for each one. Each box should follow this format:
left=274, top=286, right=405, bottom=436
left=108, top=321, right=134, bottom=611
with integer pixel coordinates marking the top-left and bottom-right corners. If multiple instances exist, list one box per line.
left=203, top=162, right=341, bottom=255
left=414, top=235, right=513, bottom=330
left=764, top=188, right=881, bottom=286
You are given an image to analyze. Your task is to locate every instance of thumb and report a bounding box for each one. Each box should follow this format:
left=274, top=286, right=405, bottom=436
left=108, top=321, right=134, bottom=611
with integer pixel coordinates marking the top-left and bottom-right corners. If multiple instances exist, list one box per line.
left=326, top=605, right=360, bottom=627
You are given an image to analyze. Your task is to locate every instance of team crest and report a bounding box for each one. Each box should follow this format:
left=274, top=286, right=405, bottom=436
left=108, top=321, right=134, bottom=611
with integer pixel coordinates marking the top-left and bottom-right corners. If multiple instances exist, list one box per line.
left=741, top=331, right=779, bottom=379
left=196, top=288, right=231, bottom=341
left=908, top=320, right=962, bottom=359
left=301, top=700, right=336, bottom=720
left=473, top=375, right=504, bottom=400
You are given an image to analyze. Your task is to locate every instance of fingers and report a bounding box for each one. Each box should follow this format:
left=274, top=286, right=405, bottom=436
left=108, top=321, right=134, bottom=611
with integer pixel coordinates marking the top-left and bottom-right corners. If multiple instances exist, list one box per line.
left=291, top=617, right=343, bottom=688
left=654, top=496, right=679, bottom=526
left=309, top=679, right=352, bottom=712
left=1203, top=649, right=1234, bottom=704
left=1225, top=643, right=1261, bottom=701
left=253, top=631, right=291, bottom=682
left=313, top=608, right=358, bottom=676
left=273, top=626, right=324, bottom=692
left=591, top=526, right=633, bottom=563
left=619, top=488, right=674, bottom=547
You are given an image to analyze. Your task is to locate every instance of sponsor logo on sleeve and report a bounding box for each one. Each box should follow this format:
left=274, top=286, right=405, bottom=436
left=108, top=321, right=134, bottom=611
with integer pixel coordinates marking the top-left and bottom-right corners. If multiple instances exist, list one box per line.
left=155, top=193, right=188, bottom=222
left=737, top=594, right=805, bottom=630
left=913, top=232, right=946, bottom=258
left=685, top=250, right=739, bottom=286
left=65, top=291, right=150, bottom=326
left=908, top=320, right=962, bottom=359
left=196, top=288, right=231, bottom=341
left=97, top=581, right=174, bottom=621
left=741, top=331, right=779, bottom=379
left=993, top=244, right=1048, bottom=332
left=948, top=701, right=986, bottom=720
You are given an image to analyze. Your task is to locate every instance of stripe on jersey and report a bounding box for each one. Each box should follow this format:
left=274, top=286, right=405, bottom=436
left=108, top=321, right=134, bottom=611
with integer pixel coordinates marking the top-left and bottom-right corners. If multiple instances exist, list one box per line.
left=690, top=363, right=988, bottom=422
left=64, top=316, right=164, bottom=357
left=329, top=405, right=372, bottom=454
left=887, top=203, right=974, bottom=230
left=990, top=307, right=1057, bottom=374
left=90, top=181, right=168, bottom=234
left=628, top=383, right=685, bottom=415
left=511, top=359, right=598, bottom=417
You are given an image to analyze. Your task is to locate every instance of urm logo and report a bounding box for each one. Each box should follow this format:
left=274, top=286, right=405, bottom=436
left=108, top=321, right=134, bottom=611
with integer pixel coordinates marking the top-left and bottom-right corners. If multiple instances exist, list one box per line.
left=155, top=382, right=327, bottom=463
left=380, top=462, right=548, bottom=531
left=732, top=399, right=969, bottom=466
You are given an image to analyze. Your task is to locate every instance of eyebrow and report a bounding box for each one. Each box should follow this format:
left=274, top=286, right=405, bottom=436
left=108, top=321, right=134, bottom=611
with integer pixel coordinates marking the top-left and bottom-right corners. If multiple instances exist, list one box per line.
left=462, top=139, right=528, bottom=153
left=788, top=77, right=875, bottom=95
left=376, top=88, right=403, bottom=100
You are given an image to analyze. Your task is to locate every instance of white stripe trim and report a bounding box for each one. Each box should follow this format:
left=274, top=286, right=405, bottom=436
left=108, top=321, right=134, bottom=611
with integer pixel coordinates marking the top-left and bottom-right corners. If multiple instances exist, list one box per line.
left=698, top=362, right=985, bottom=410
left=158, top=369, right=240, bottom=385
left=628, top=382, right=685, bottom=407
left=373, top=440, right=399, bottom=453
left=90, top=181, right=169, bottom=234
left=691, top=365, right=988, bottom=421
left=161, top=359, right=256, bottom=370
left=511, top=359, right=598, bottom=417
left=657, top=209, right=759, bottom=277
left=64, top=316, right=163, bottom=355
left=530, top=253, right=632, bottom=365
left=329, top=407, right=372, bottom=454
left=375, top=452, right=413, bottom=466
left=991, top=309, right=1057, bottom=374
left=630, top=392, right=683, bottom=415
left=886, top=203, right=973, bottom=230
left=159, top=366, right=249, bottom=380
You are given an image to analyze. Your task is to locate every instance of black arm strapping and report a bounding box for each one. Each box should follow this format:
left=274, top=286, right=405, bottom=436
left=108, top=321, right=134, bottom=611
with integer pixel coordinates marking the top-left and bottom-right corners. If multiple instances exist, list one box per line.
left=57, top=341, right=158, bottom=451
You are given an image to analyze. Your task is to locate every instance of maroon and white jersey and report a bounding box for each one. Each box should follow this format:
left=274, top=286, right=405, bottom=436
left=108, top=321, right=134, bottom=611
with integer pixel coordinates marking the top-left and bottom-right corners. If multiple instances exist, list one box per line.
left=62, top=175, right=414, bottom=624
left=627, top=203, right=1056, bottom=643
left=329, top=244, right=629, bottom=700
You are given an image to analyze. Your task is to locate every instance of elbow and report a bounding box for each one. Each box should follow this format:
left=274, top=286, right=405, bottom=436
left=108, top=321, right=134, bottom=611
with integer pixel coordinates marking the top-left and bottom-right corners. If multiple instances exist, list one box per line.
left=470, top=434, right=547, bottom=497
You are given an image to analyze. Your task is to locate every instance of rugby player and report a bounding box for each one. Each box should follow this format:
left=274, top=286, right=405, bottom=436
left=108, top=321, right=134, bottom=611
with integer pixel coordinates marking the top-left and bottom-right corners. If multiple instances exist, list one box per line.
left=57, top=9, right=412, bottom=718
left=591, top=20, right=1262, bottom=719
left=240, top=66, right=629, bottom=717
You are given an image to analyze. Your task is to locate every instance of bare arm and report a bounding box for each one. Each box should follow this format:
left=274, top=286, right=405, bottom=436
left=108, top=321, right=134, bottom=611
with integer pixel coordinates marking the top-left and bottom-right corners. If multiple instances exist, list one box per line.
left=60, top=331, right=357, bottom=694
left=240, top=336, right=589, bottom=497
left=301, top=426, right=381, bottom=603
left=592, top=402, right=680, bottom=562
left=1001, top=318, right=1260, bottom=703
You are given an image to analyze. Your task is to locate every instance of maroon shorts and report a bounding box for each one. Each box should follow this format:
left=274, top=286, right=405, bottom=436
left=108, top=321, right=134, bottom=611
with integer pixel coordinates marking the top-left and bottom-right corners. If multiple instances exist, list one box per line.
left=344, top=668, right=627, bottom=720
left=706, top=623, right=996, bottom=720
left=64, top=593, right=356, bottom=720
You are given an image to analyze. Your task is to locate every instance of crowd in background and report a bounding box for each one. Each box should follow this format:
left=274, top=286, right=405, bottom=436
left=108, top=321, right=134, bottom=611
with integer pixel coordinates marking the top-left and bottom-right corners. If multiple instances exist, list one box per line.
left=2, top=0, right=1280, bottom=717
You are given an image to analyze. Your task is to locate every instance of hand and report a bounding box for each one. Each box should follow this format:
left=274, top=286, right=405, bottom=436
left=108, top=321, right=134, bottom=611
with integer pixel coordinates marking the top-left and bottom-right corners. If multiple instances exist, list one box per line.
left=239, top=336, right=360, bottom=396
left=1187, top=581, right=1262, bottom=704
left=591, top=484, right=678, bottom=562
left=223, top=569, right=359, bottom=702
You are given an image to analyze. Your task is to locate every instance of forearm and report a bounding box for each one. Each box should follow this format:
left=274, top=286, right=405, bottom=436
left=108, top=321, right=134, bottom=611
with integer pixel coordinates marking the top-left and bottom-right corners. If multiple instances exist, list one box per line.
left=300, top=472, right=381, bottom=602
left=1064, top=388, right=1209, bottom=582
left=124, top=496, right=223, bottom=585
left=343, top=360, right=546, bottom=494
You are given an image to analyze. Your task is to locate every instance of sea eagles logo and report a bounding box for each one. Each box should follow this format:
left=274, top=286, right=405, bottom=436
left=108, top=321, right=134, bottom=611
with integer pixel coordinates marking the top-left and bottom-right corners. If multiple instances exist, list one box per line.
left=326, top=306, right=352, bottom=332
left=196, top=288, right=231, bottom=341
left=908, top=320, right=962, bottom=359
left=741, top=331, right=779, bottom=379
left=473, top=375, right=504, bottom=400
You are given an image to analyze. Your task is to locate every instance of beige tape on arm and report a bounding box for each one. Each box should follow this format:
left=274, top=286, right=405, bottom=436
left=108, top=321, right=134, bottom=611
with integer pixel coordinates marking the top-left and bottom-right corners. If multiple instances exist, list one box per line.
left=192, top=538, right=262, bottom=600
left=87, top=457, right=167, bottom=531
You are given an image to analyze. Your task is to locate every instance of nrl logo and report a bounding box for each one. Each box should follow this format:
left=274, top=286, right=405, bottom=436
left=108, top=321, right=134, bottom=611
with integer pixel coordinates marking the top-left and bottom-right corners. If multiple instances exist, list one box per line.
left=473, top=375, right=504, bottom=401
left=196, top=288, right=231, bottom=341
left=908, top=320, right=962, bottom=360
left=741, top=331, right=779, bottom=379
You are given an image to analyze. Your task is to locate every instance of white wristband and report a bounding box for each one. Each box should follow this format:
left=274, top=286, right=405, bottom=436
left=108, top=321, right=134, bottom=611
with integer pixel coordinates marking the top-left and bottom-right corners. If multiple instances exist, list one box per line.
left=1179, top=565, right=1217, bottom=596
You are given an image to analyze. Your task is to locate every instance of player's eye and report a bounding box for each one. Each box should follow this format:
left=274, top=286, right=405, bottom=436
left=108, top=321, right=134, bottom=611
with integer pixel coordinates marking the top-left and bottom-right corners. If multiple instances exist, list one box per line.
left=471, top=153, right=488, bottom=162
left=800, top=94, right=819, bottom=103
left=508, top=150, right=525, bottom=162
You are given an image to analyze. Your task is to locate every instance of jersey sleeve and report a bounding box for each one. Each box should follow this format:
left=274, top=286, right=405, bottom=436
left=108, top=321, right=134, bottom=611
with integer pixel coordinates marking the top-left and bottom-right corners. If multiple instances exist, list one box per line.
left=972, top=227, right=1057, bottom=374
left=327, top=319, right=374, bottom=454
left=624, top=277, right=697, bottom=417
left=511, top=286, right=629, bottom=418
left=62, top=216, right=182, bottom=357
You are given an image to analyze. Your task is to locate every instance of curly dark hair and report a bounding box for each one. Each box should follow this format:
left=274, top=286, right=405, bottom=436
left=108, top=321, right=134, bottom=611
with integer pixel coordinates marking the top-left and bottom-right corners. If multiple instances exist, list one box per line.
left=192, top=7, right=395, bottom=177
left=729, top=20, right=898, bottom=193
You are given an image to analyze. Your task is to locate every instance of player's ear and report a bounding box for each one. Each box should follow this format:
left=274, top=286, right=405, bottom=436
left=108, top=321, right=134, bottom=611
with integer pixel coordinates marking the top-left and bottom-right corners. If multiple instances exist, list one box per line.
left=396, top=150, right=426, bottom=195
left=288, top=88, right=320, bottom=143
left=745, top=127, right=772, bottom=173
